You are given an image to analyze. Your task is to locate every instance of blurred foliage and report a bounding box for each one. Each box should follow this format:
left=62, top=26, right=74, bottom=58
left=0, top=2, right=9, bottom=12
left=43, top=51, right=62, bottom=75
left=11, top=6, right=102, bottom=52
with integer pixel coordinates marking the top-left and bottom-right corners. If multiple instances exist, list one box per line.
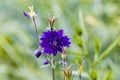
left=0, top=0, right=120, bottom=80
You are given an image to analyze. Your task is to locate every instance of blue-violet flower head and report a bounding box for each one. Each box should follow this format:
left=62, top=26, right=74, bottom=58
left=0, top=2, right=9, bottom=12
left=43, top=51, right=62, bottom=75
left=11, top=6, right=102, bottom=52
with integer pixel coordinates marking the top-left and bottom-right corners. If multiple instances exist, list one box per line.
left=40, top=29, right=70, bottom=56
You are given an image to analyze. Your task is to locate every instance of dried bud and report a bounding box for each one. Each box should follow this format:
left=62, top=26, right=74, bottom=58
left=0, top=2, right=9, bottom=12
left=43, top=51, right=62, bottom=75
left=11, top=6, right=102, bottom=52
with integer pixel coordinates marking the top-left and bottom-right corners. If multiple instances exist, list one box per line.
left=28, top=6, right=37, bottom=18
left=48, top=14, right=57, bottom=30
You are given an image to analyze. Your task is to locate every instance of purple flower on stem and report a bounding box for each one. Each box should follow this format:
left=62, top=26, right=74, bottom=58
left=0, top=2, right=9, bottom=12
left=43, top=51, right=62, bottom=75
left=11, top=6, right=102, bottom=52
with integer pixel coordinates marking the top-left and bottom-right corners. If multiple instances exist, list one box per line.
left=43, top=59, right=49, bottom=65
left=35, top=49, right=41, bottom=58
left=40, top=29, right=71, bottom=56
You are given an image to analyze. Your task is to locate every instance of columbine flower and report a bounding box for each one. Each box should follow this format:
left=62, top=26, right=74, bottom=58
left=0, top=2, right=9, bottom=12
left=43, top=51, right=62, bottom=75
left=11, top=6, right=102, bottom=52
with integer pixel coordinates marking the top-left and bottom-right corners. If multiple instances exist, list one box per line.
left=34, top=49, right=41, bottom=58
left=40, top=29, right=70, bottom=56
left=23, top=6, right=37, bottom=19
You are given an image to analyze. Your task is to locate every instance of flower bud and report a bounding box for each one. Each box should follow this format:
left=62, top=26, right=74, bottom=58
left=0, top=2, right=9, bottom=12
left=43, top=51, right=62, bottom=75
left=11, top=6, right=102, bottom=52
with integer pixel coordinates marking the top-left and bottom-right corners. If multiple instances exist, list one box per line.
left=23, top=12, right=30, bottom=19
left=28, top=6, right=37, bottom=18
left=43, top=59, right=49, bottom=65
left=35, top=49, right=41, bottom=58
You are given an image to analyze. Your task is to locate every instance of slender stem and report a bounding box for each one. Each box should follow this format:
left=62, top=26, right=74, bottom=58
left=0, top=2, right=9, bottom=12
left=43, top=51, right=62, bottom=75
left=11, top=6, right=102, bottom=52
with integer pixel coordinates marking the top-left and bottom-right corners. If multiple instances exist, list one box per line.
left=32, top=17, right=39, bottom=44
left=63, top=59, right=67, bottom=69
left=63, top=59, right=66, bottom=80
left=79, top=75, right=81, bottom=80
left=52, top=67, right=55, bottom=80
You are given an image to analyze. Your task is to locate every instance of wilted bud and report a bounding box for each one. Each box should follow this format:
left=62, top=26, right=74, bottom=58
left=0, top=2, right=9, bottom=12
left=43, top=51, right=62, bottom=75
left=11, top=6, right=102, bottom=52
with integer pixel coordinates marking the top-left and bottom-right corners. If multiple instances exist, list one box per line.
left=48, top=14, right=57, bottom=30
left=28, top=6, right=37, bottom=18
left=35, top=49, right=41, bottom=58
left=61, top=48, right=66, bottom=60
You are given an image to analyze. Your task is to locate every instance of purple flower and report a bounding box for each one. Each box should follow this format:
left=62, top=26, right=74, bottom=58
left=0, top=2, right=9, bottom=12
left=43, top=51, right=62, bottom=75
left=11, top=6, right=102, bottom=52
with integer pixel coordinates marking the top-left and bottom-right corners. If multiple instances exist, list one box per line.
left=40, top=29, right=70, bottom=56
left=34, top=49, right=41, bottom=58
left=43, top=59, right=49, bottom=65
left=23, top=12, right=30, bottom=19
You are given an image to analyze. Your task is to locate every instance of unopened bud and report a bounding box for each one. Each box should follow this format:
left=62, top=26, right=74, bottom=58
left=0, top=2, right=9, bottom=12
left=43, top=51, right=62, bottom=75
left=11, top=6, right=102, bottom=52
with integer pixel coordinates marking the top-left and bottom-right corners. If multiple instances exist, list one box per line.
left=43, top=59, right=49, bottom=65
left=35, top=49, right=41, bottom=58
left=61, top=49, right=66, bottom=60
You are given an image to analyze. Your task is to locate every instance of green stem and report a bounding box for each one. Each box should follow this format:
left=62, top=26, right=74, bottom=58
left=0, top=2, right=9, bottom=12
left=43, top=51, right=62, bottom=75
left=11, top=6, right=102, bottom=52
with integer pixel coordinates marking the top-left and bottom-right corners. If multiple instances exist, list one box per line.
left=32, top=18, right=39, bottom=44
left=63, top=59, right=66, bottom=80
left=79, top=75, right=81, bottom=80
left=52, top=67, right=55, bottom=80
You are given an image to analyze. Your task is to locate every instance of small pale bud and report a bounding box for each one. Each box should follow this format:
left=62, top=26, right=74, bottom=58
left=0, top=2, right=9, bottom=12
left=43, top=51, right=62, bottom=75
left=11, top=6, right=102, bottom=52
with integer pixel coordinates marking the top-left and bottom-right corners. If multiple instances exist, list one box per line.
left=61, top=49, right=66, bottom=60
left=43, top=59, right=49, bottom=65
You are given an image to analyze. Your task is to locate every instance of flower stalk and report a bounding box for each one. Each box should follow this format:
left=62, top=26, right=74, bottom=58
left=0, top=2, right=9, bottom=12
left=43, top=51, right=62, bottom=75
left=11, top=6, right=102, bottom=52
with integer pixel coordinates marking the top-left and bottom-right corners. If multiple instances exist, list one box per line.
left=52, top=67, right=55, bottom=80
left=32, top=17, right=39, bottom=44
left=24, top=6, right=71, bottom=80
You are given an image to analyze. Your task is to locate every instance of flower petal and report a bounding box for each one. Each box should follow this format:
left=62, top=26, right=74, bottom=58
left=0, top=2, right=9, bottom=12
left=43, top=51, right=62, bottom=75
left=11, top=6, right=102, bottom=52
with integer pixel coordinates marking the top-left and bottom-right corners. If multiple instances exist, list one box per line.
left=57, top=29, right=63, bottom=36
left=23, top=12, right=30, bottom=19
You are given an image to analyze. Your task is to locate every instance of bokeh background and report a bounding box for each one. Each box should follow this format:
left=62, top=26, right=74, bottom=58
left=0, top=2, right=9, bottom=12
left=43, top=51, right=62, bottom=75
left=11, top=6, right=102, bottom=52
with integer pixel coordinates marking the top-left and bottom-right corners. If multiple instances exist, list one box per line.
left=0, top=0, right=120, bottom=80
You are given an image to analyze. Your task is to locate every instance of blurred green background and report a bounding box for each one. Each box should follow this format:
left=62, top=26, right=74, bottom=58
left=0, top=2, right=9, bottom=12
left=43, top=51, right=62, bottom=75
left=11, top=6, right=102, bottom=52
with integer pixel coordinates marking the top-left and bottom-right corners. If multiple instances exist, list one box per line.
left=0, top=0, right=120, bottom=80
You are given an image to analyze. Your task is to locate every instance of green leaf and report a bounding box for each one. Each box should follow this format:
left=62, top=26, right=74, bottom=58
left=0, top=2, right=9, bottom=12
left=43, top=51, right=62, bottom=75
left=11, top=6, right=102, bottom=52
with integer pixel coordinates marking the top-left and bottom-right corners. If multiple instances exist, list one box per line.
left=73, top=35, right=83, bottom=47
left=92, top=37, right=120, bottom=67
left=94, top=36, right=100, bottom=54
